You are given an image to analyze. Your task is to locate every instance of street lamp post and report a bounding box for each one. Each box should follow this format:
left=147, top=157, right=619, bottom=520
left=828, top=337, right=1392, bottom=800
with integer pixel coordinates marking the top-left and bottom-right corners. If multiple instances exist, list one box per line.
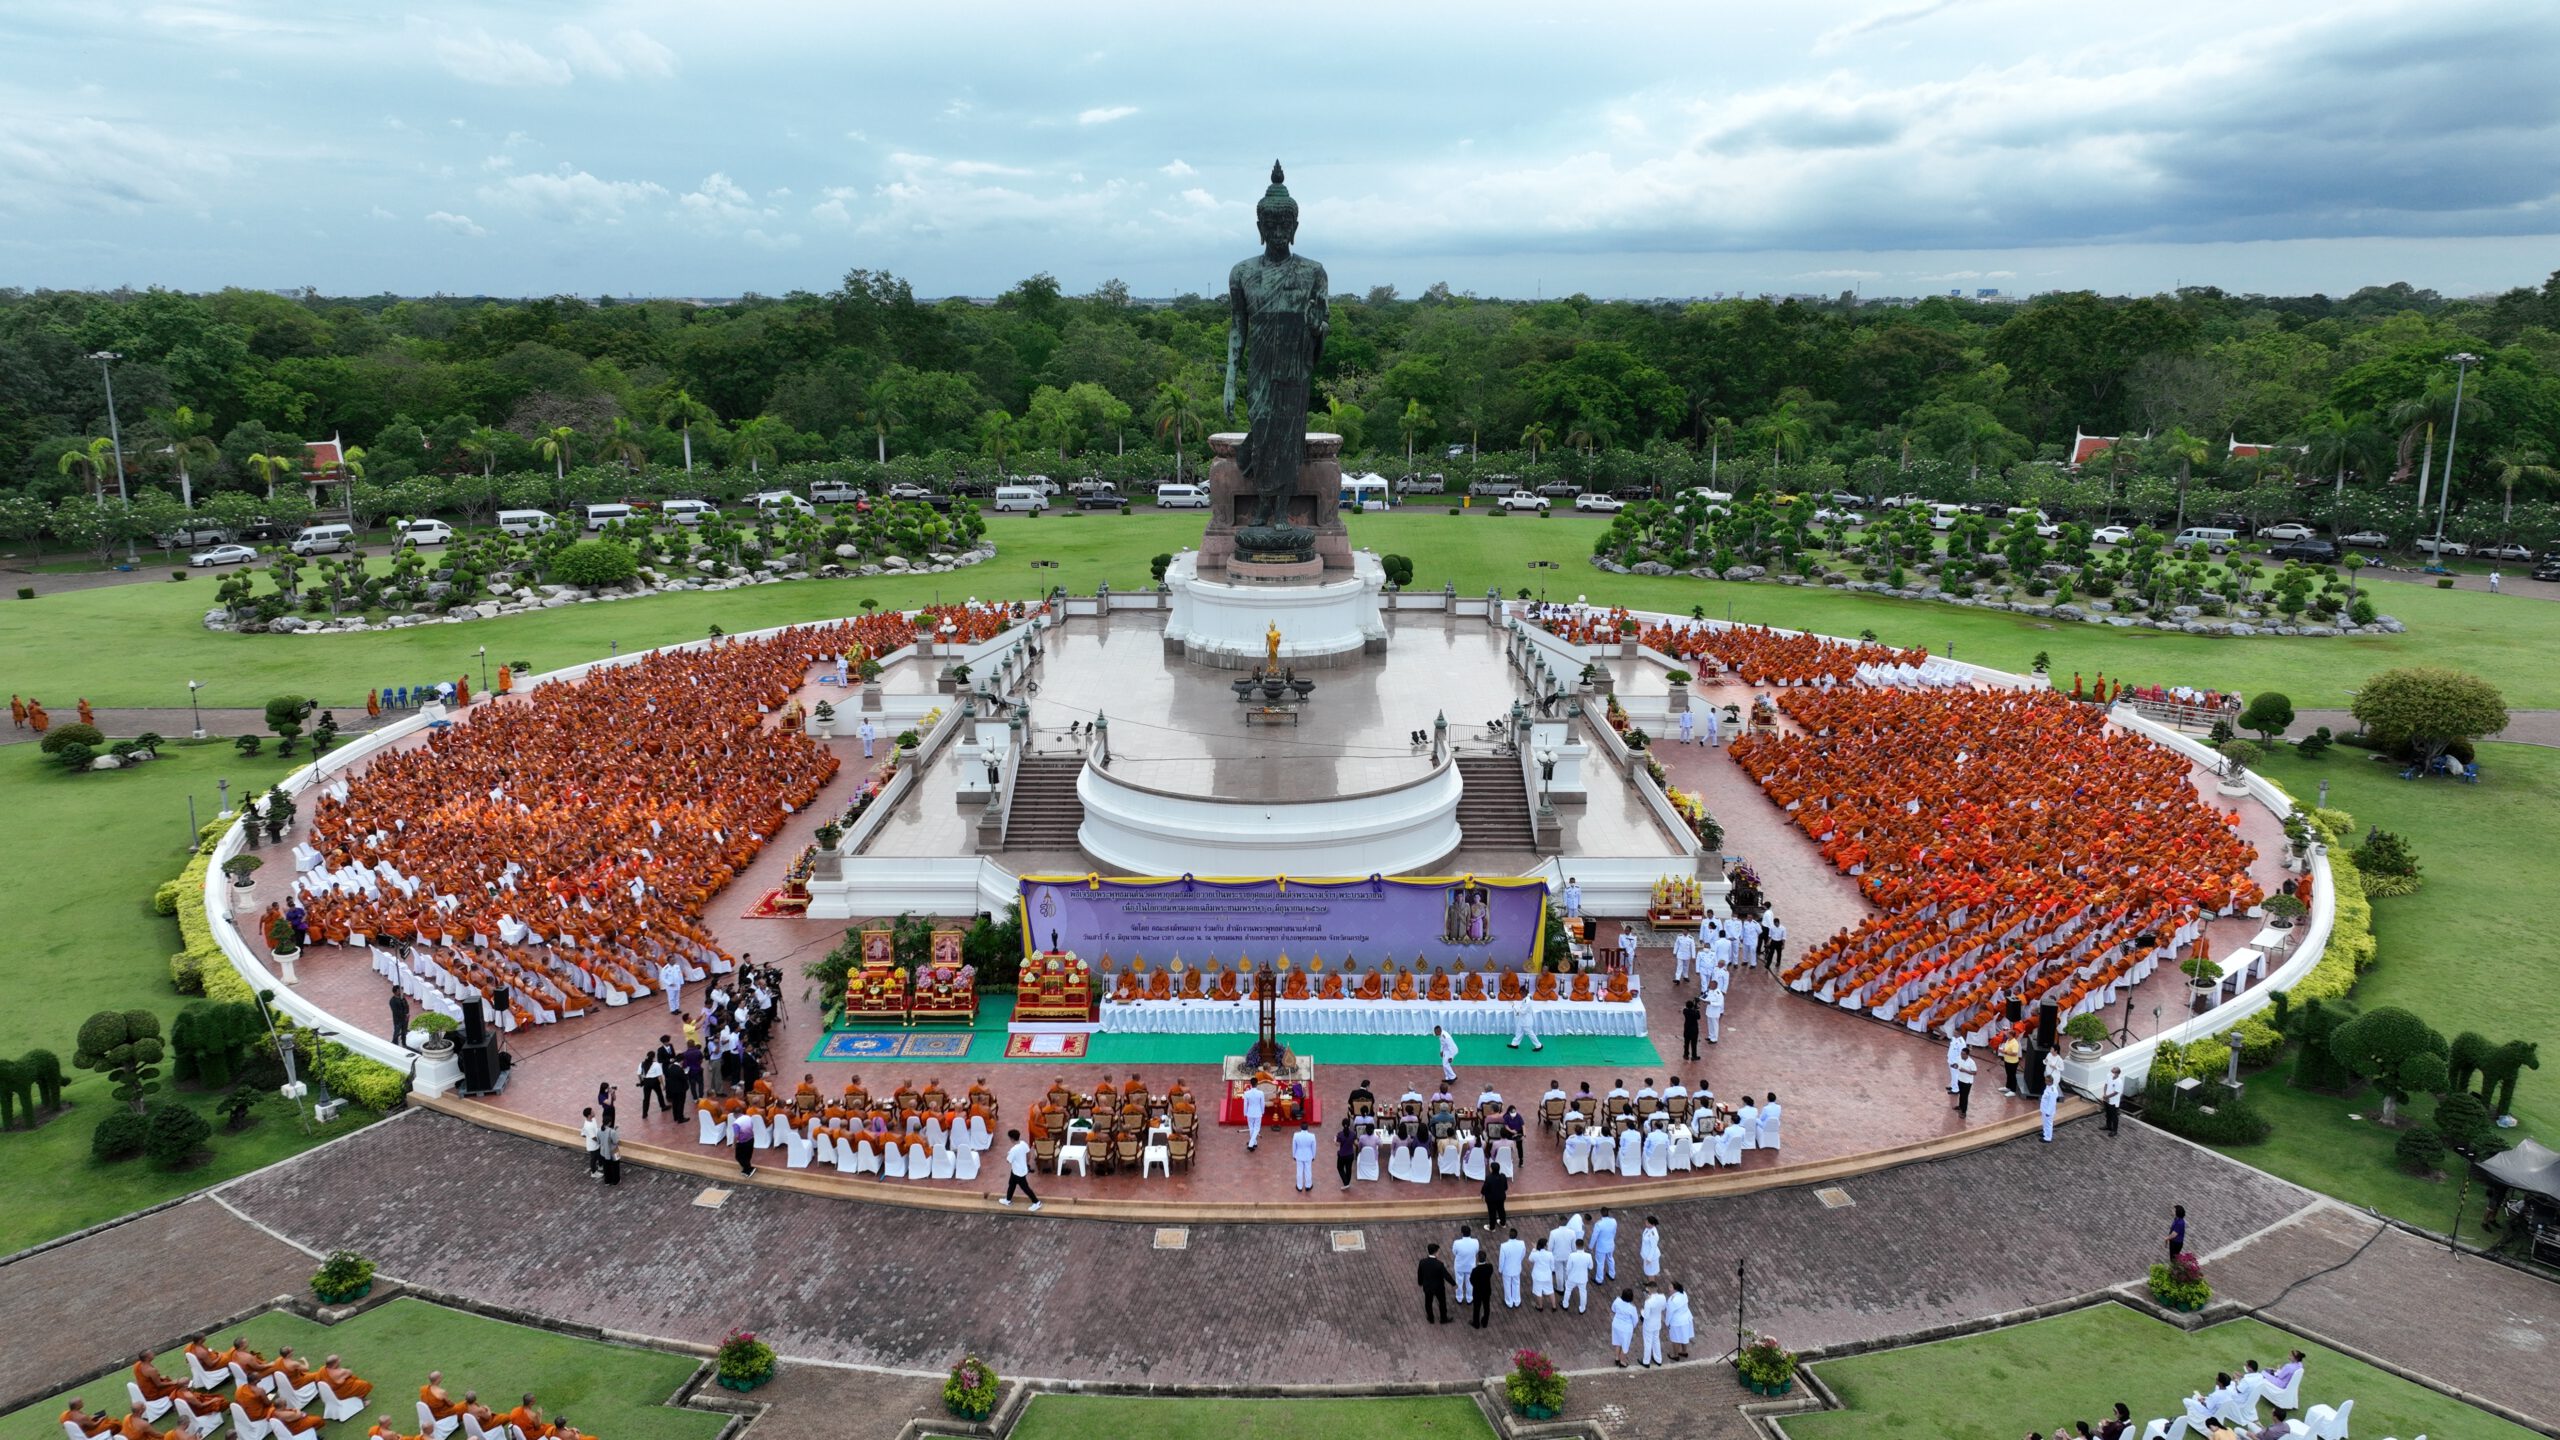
left=2431, top=353, right=2481, bottom=560
left=89, top=351, right=135, bottom=561
left=188, top=679, right=204, bottom=739
left=476, top=645, right=489, bottom=694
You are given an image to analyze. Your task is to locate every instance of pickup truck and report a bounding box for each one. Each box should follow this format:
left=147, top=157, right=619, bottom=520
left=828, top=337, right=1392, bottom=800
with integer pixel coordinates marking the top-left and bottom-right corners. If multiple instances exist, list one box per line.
left=1536, top=480, right=1582, bottom=498
left=885, top=483, right=935, bottom=501
left=810, top=481, right=866, bottom=503
left=1496, top=491, right=1551, bottom=512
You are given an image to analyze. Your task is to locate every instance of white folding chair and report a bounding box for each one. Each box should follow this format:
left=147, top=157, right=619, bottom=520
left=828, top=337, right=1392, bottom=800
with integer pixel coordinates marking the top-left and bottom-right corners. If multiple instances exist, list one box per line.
left=419, top=1400, right=461, bottom=1440
left=1759, top=1116, right=1781, bottom=1151
left=314, top=1380, right=365, bottom=1422
left=882, top=1140, right=908, bottom=1177
left=783, top=1130, right=814, bottom=1169
left=696, top=1109, right=721, bottom=1146
left=1562, top=1131, right=1590, bottom=1174
left=2261, top=1371, right=2304, bottom=1415
left=1717, top=1128, right=1745, bottom=1166
left=1142, top=1139, right=1170, bottom=1177
left=930, top=1146, right=957, bottom=1180
left=168, top=1396, right=224, bottom=1438
left=2307, top=1399, right=2351, bottom=1440
left=1057, top=1140, right=1089, bottom=1176
left=749, top=1112, right=772, bottom=1147
left=462, top=1414, right=513, bottom=1440
left=228, top=1402, right=271, bottom=1440
left=1589, top=1132, right=1619, bottom=1173
left=955, top=1145, right=982, bottom=1181
left=1462, top=1143, right=1487, bottom=1181
left=129, top=1382, right=174, bottom=1424
left=810, top=1130, right=839, bottom=1168
left=65, top=1421, right=101, bottom=1440
left=187, top=1352, right=241, bottom=1392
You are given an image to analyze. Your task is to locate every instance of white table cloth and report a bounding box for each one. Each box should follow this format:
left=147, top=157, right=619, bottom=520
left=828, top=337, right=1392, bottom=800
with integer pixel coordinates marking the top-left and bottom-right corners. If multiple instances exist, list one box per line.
left=1099, top=995, right=1645, bottom=1036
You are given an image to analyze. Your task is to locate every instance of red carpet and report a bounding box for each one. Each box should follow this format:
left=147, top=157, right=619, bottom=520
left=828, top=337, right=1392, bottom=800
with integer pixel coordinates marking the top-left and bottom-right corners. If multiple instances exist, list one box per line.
left=1003, top=1033, right=1089, bottom=1059
left=741, top=888, right=806, bottom=919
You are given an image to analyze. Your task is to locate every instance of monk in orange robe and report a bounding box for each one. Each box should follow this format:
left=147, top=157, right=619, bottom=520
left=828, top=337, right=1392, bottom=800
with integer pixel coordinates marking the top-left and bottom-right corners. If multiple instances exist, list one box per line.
left=420, top=1372, right=462, bottom=1422
left=58, top=1399, right=112, bottom=1437
left=112, top=1407, right=159, bottom=1440
left=235, top=1381, right=322, bottom=1435
left=505, top=1393, right=559, bottom=1439
left=317, top=1354, right=371, bottom=1404
left=131, top=1352, right=220, bottom=1414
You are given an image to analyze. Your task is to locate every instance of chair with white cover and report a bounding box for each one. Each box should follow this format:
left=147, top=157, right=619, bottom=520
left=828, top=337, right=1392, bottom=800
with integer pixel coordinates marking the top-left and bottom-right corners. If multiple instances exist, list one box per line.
left=65, top=1421, right=104, bottom=1440
left=188, top=1352, right=242, bottom=1392
left=228, top=1401, right=272, bottom=1440
left=1462, top=1142, right=1487, bottom=1181
left=1562, top=1130, right=1591, bottom=1174
left=1717, top=1127, right=1746, bottom=1166
left=1142, top=1136, right=1170, bottom=1177
left=904, top=1144, right=935, bottom=1181
left=783, top=1128, right=814, bottom=1169
left=2137, top=1422, right=2167, bottom=1440
left=955, top=1144, right=981, bottom=1181
left=419, top=1400, right=461, bottom=1440
left=966, top=1113, right=992, bottom=1150
left=749, top=1111, right=772, bottom=1147
left=128, top=1382, right=174, bottom=1424
left=1056, top=1138, right=1089, bottom=1176
left=697, top=1109, right=721, bottom=1146
left=1759, top=1113, right=1781, bottom=1151
left=882, top=1140, right=908, bottom=1178
left=1616, top=1127, right=1642, bottom=1174
left=314, top=1380, right=366, bottom=1423
left=1668, top=1130, right=1695, bottom=1170
left=930, top=1145, right=957, bottom=1180
left=1494, top=1136, right=1517, bottom=1178
left=167, top=1395, right=224, bottom=1438
left=922, top=1115, right=946, bottom=1149
left=273, top=1374, right=317, bottom=1410
left=462, top=1413, right=514, bottom=1440
left=2307, top=1399, right=2351, bottom=1440
left=1642, top=1131, right=1670, bottom=1177
left=1385, top=1141, right=1419, bottom=1182
left=2165, top=1394, right=2215, bottom=1440
left=1402, top=1141, right=1435, bottom=1184
left=1354, top=1137, right=1381, bottom=1182
left=2260, top=1370, right=2304, bottom=1416
left=1588, top=1131, right=1619, bottom=1173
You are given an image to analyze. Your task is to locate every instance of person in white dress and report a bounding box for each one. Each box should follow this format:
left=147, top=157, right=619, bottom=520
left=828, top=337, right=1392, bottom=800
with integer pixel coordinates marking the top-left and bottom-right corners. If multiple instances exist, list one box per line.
left=1528, top=1245, right=1556, bottom=1310
left=1665, top=1282, right=1696, bottom=1360
left=1638, top=1217, right=1662, bottom=1278
left=1609, top=1291, right=1639, bottom=1367
left=1639, top=1285, right=1668, bottom=1367
left=1435, top=1026, right=1460, bottom=1083
left=1945, top=1033, right=1966, bottom=1093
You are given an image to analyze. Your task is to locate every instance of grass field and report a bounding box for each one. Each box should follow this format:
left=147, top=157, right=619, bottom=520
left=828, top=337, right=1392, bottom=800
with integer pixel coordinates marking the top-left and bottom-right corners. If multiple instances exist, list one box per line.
left=3, top=1297, right=727, bottom=1439
left=7, top=511, right=2559, bottom=709
left=993, top=1394, right=1497, bottom=1440
left=0, top=737, right=366, bottom=1252
left=1787, top=1303, right=2534, bottom=1440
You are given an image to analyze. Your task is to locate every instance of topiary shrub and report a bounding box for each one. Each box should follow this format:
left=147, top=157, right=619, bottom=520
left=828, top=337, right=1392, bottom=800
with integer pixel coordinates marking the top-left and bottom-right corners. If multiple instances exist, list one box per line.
left=2393, top=1124, right=2446, bottom=1175
left=2146, top=1094, right=2272, bottom=1145
left=39, top=722, right=106, bottom=754
left=2295, top=726, right=2333, bottom=759
left=2352, top=829, right=2421, bottom=897
left=2432, top=1091, right=2494, bottom=1155
left=1380, top=553, right=1416, bottom=587
left=144, top=1102, right=212, bottom=1168
left=91, top=1108, right=149, bottom=1161
left=549, top=538, right=640, bottom=588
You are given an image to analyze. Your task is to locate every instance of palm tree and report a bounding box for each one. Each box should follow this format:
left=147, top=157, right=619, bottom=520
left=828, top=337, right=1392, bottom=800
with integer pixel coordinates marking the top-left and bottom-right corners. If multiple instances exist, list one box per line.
left=538, top=426, right=579, bottom=482
left=2390, top=392, right=2455, bottom=516
left=2157, top=426, right=2208, bottom=534
left=1565, top=425, right=1596, bottom=457
left=1520, top=421, right=1553, bottom=464
left=157, top=406, right=219, bottom=508
left=56, top=437, right=115, bottom=498
left=1753, top=400, right=1810, bottom=469
left=657, top=389, right=716, bottom=474
left=862, top=384, right=905, bottom=465
left=602, top=417, right=648, bottom=473
left=1702, top=414, right=1736, bottom=484
left=2485, top=447, right=2557, bottom=528
left=1398, top=399, right=1432, bottom=472
left=459, top=426, right=504, bottom=479
left=978, top=411, right=1018, bottom=478
left=730, top=415, right=781, bottom=475
left=2297, top=411, right=2379, bottom=504
left=1152, top=382, right=1203, bottom=483
left=244, top=450, right=298, bottom=500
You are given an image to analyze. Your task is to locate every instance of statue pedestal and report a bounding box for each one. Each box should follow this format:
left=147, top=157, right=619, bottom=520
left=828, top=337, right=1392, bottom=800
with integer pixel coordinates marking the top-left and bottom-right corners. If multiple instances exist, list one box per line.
left=1162, top=550, right=1386, bottom=669
left=1199, top=431, right=1353, bottom=575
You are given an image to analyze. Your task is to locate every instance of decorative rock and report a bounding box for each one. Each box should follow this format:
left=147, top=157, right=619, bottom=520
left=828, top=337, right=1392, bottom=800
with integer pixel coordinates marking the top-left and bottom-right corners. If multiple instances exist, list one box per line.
left=90, top=755, right=125, bottom=770
left=1630, top=561, right=1674, bottom=576
left=270, top=616, right=307, bottom=632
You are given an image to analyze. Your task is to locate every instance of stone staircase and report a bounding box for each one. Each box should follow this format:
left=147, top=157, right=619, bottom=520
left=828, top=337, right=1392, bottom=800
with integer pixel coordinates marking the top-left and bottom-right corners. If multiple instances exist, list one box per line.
left=1003, top=755, right=1088, bottom=850
left=1454, top=753, right=1536, bottom=851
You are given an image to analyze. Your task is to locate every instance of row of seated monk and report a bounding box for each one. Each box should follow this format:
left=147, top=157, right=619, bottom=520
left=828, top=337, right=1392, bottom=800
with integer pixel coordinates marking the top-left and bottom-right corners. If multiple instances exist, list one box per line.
left=79, top=1338, right=373, bottom=1438
left=724, top=1074, right=1001, bottom=1119
left=1106, top=965, right=1633, bottom=1003
left=410, top=1366, right=596, bottom=1440
left=1024, top=1074, right=1202, bottom=1138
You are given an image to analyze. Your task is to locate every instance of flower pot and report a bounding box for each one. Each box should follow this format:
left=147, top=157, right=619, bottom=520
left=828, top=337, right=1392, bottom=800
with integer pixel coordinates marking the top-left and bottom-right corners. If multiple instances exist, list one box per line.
left=943, top=1398, right=992, bottom=1419
left=418, top=1036, right=456, bottom=1060
left=1512, top=1402, right=1562, bottom=1420
left=272, top=947, right=302, bottom=985
left=716, top=1371, right=773, bottom=1392
left=313, top=1280, right=371, bottom=1305
left=1746, top=1378, right=1795, bottom=1396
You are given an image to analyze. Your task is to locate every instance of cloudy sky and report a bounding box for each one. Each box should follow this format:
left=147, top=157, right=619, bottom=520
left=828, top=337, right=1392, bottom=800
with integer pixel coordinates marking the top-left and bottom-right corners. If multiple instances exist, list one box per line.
left=3, top=0, right=2555, bottom=301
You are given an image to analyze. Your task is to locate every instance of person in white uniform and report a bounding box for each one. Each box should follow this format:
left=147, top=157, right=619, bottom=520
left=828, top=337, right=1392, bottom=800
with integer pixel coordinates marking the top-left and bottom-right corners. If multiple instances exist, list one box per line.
left=1290, top=1122, right=1317, bottom=1191
left=1639, top=1285, right=1668, bottom=1367
left=1704, top=707, right=1722, bottom=746
left=1561, top=877, right=1582, bottom=920
left=1705, top=983, right=1725, bottom=1044
left=1451, top=1227, right=1480, bottom=1305
left=1638, top=1216, right=1663, bottom=1278
left=1671, top=932, right=1697, bottom=984
left=1677, top=707, right=1695, bottom=744
left=1497, top=1229, right=1528, bottom=1307
left=1590, top=1208, right=1619, bottom=1283
left=658, top=958, right=685, bottom=1014
left=1528, top=1244, right=1556, bottom=1310
left=2040, top=1076, right=2060, bottom=1142
left=1665, top=1282, right=1695, bottom=1360
left=1435, top=1025, right=1460, bottom=1083
left=1508, top=993, right=1542, bottom=1051
left=1945, top=1033, right=1966, bottom=1093
left=1241, top=1081, right=1267, bottom=1150
left=1617, top=928, right=1639, bottom=970
left=856, top=718, right=877, bottom=759
left=1563, top=1240, right=1593, bottom=1313
left=1758, top=1093, right=1781, bottom=1150
left=1609, top=1290, right=1639, bottom=1366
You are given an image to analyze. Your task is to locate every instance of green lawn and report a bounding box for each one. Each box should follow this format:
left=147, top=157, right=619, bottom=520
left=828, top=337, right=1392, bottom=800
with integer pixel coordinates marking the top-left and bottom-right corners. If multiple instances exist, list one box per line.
left=8, top=512, right=2560, bottom=709
left=5, top=1297, right=726, bottom=1439
left=1788, top=1303, right=2534, bottom=1440
left=0, top=737, right=367, bottom=1252
left=999, top=1394, right=1496, bottom=1440
left=2202, top=1053, right=2470, bottom=1234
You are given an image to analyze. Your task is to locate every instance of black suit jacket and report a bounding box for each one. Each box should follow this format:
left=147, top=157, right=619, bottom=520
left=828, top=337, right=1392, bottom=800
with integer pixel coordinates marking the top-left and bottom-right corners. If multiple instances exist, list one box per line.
left=1416, top=1256, right=1453, bottom=1293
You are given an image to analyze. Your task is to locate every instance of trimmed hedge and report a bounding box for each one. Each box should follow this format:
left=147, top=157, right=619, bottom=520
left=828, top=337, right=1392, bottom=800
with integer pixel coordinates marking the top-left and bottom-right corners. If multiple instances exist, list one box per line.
left=2147, top=1093, right=2273, bottom=1144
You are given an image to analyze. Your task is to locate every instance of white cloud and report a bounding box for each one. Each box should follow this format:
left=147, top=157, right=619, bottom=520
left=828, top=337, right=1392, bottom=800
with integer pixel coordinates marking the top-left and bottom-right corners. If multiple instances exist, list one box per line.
left=482, top=155, right=514, bottom=172
left=1814, top=0, right=1967, bottom=55
left=481, top=167, right=667, bottom=224
left=424, top=211, right=486, bottom=238
left=553, top=25, right=676, bottom=82
left=945, top=159, right=1032, bottom=178
left=1179, top=187, right=1217, bottom=209
left=368, top=206, right=396, bottom=221
left=1077, top=105, right=1138, bottom=126
left=679, top=171, right=762, bottom=224
left=432, top=27, right=571, bottom=87
left=1160, top=159, right=1196, bottom=178
left=0, top=112, right=222, bottom=211
left=427, top=20, right=675, bottom=87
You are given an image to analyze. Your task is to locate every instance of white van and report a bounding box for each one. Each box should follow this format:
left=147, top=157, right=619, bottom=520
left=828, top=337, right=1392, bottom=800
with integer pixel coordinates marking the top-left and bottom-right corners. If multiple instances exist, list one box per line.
left=497, top=509, right=556, bottom=537
left=394, top=518, right=454, bottom=546
left=659, top=499, right=716, bottom=525
left=1156, top=482, right=1210, bottom=509
left=1928, top=503, right=1968, bottom=530
left=583, top=502, right=637, bottom=531
left=747, top=490, right=814, bottom=517
left=992, top=485, right=1050, bottom=513
left=2173, top=526, right=2238, bottom=551
left=809, top=480, right=864, bottom=504
left=289, top=522, right=355, bottom=555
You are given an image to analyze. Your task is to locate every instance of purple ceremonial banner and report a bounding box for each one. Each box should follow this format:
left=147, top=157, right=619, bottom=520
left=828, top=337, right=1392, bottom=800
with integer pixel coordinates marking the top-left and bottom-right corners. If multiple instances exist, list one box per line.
left=1018, top=876, right=1551, bottom=971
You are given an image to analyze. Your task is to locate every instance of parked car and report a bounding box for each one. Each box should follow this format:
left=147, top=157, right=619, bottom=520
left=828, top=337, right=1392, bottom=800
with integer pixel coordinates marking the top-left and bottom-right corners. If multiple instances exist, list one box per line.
left=1812, top=507, right=1864, bottom=525
left=1468, top=475, right=1523, bottom=497
left=394, top=518, right=455, bottom=546
left=1826, top=491, right=1868, bottom=508
left=1878, top=493, right=1926, bottom=509
left=155, top=522, right=233, bottom=548
left=2255, top=522, right=2319, bottom=542
left=2476, top=541, right=2535, bottom=562
left=2091, top=525, right=2133, bottom=545
left=1497, top=491, right=1551, bottom=512
left=188, top=542, right=257, bottom=567
left=1395, top=473, right=1445, bottom=494
left=2340, top=530, right=2391, bottom=549
left=1573, top=493, right=1625, bottom=513
left=1536, top=481, right=1583, bottom=499
left=885, top=482, right=935, bottom=501
left=1155, top=482, right=1211, bottom=509
left=2415, top=536, right=2471, bottom=557
left=810, top=480, right=865, bottom=504
left=1069, top=477, right=1117, bottom=497
left=1076, top=488, right=1126, bottom=509
left=2270, top=539, right=2341, bottom=563
left=2533, top=557, right=2560, bottom=582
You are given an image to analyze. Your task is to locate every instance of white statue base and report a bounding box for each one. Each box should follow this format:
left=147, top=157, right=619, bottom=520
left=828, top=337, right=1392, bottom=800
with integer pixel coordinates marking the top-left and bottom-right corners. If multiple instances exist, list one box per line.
left=1162, top=549, right=1386, bottom=670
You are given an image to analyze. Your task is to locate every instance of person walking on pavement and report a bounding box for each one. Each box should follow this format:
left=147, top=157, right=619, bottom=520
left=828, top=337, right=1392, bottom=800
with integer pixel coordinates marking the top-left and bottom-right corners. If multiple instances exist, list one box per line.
left=1639, top=1283, right=1668, bottom=1367
left=2166, top=1204, right=2188, bottom=1262
left=388, top=988, right=411, bottom=1049
left=1335, top=1117, right=1357, bottom=1189
left=2000, top=1032, right=2024, bottom=1095
left=1468, top=1250, right=1495, bottom=1328
left=999, top=1128, right=1042, bottom=1210
left=857, top=718, right=877, bottom=759
left=1609, top=1289, right=1639, bottom=1367
left=1435, top=1025, right=1460, bottom=1084
left=1946, top=1032, right=1966, bottom=1094
left=1681, top=996, right=1702, bottom=1061
left=1704, top=983, right=1725, bottom=1045
left=729, top=1110, right=757, bottom=1176
left=1564, top=1239, right=1594, bottom=1314
left=2039, top=1075, right=2061, bottom=1143
left=1952, top=1048, right=1978, bottom=1118
left=595, top=1116, right=621, bottom=1185
left=1639, top=1216, right=1662, bottom=1278
left=1678, top=707, right=1696, bottom=745
left=2102, top=1066, right=2124, bottom=1136
left=1416, top=1244, right=1454, bottom=1324
left=1241, top=1078, right=1268, bottom=1150
left=658, top=957, right=685, bottom=1015
left=1590, top=1207, right=1619, bottom=1283
left=580, top=1107, right=602, bottom=1175
left=1508, top=991, right=1543, bottom=1051
left=636, top=1049, right=666, bottom=1120
left=1481, top=1161, right=1510, bottom=1225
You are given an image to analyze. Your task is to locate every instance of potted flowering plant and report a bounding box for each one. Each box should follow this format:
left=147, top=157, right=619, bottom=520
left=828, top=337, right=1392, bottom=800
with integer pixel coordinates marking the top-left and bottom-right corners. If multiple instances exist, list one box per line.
left=1736, top=1334, right=1798, bottom=1395
left=2262, top=893, right=2307, bottom=930
left=309, top=1249, right=375, bottom=1304
left=715, top=1330, right=777, bottom=1391
left=810, top=699, right=836, bottom=738
left=942, top=1354, right=999, bottom=1419
left=2148, top=1252, right=2212, bottom=1312
left=1504, top=1348, right=1567, bottom=1418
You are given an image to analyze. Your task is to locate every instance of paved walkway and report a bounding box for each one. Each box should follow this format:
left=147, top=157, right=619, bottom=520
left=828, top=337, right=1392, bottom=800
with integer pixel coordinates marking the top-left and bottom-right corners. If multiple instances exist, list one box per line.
left=2286, top=708, right=2560, bottom=749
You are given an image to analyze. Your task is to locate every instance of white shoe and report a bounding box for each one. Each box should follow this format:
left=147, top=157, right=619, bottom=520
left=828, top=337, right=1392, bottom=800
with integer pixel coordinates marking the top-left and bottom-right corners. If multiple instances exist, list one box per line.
left=1030, top=1200, right=1043, bottom=1211
left=997, top=1197, right=1012, bottom=1206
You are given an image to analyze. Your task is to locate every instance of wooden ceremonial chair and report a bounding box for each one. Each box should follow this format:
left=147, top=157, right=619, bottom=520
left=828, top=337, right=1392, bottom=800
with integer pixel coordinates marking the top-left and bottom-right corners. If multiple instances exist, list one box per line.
left=1167, top=1131, right=1194, bottom=1171
left=1032, top=1134, right=1060, bottom=1170
left=1113, top=1133, right=1142, bottom=1172
left=1607, top=1096, right=1633, bottom=1125
left=1636, top=1095, right=1660, bottom=1120
left=1541, top=1096, right=1566, bottom=1133
left=1666, top=1094, right=1694, bottom=1125
left=921, top=1088, right=948, bottom=1111
left=1046, top=1085, right=1073, bottom=1109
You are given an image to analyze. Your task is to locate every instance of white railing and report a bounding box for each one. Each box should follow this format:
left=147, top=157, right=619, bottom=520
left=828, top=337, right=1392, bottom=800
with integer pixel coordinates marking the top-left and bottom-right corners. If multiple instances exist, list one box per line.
left=807, top=855, right=1016, bottom=919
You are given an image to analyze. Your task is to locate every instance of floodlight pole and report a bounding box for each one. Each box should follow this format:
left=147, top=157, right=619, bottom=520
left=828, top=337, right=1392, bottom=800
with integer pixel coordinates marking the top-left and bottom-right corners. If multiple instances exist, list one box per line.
left=2431, top=353, right=2479, bottom=560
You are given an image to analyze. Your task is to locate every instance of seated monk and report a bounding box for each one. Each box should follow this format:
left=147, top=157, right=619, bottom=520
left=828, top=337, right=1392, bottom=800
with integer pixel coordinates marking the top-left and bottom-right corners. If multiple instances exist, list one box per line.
left=1498, top=971, right=1524, bottom=1002
left=1281, top=969, right=1310, bottom=1000
left=967, top=1077, right=994, bottom=1108
left=1606, top=971, right=1632, bottom=1002
left=184, top=1335, right=233, bottom=1387
left=316, top=1354, right=371, bottom=1404
left=1390, top=969, right=1417, bottom=1001
left=421, top=1372, right=463, bottom=1421
left=1111, top=969, right=1140, bottom=1001
left=1356, top=968, right=1384, bottom=1000
left=1461, top=971, right=1486, bottom=1001
left=1145, top=968, right=1172, bottom=1000
left=270, top=1347, right=314, bottom=1394
left=1211, top=967, right=1241, bottom=1001
left=367, top=1419, right=415, bottom=1440
left=506, top=1393, right=558, bottom=1439
left=792, top=1074, right=821, bottom=1111
left=1178, top=967, right=1203, bottom=998
left=1318, top=970, right=1345, bottom=999
left=236, top=1381, right=322, bottom=1436
left=1426, top=968, right=1452, bottom=1002
left=132, top=1352, right=221, bottom=1414
left=1165, top=1079, right=1189, bottom=1101
left=1121, top=1073, right=1147, bottom=1099
left=1532, top=970, right=1558, bottom=1000
left=113, top=1406, right=160, bottom=1440
left=459, top=1392, right=504, bottom=1438
left=57, top=1399, right=113, bottom=1438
